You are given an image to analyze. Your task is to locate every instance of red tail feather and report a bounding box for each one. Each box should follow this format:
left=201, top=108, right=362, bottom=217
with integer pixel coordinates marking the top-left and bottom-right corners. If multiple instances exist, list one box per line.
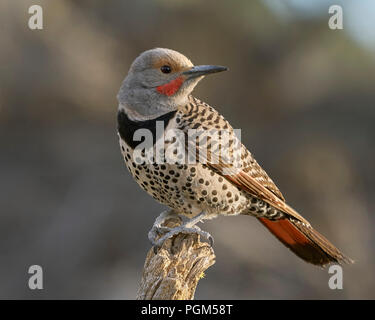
left=258, top=217, right=353, bottom=266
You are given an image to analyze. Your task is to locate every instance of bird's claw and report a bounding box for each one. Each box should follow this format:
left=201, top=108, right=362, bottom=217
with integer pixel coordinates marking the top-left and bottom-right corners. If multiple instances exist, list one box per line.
left=152, top=225, right=214, bottom=251
left=148, top=226, right=172, bottom=245
left=149, top=211, right=213, bottom=253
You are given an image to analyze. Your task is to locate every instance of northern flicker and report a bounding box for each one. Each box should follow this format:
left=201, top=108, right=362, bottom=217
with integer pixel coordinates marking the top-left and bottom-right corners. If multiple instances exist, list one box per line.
left=117, top=48, right=352, bottom=266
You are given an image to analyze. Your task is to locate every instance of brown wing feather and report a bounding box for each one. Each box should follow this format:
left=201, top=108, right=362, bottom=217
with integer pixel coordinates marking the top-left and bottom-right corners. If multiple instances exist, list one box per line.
left=179, top=96, right=286, bottom=202
left=210, top=163, right=310, bottom=225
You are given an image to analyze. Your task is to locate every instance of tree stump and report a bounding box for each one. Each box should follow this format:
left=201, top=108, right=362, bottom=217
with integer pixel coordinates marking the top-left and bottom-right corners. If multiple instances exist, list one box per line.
left=137, top=217, right=216, bottom=300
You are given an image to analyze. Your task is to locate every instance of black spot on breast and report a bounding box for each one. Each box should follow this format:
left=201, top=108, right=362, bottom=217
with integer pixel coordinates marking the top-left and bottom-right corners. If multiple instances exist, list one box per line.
left=117, top=110, right=177, bottom=149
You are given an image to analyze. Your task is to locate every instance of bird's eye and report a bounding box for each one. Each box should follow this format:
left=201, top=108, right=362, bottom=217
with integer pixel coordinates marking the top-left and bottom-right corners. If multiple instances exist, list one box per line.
left=160, top=65, right=172, bottom=74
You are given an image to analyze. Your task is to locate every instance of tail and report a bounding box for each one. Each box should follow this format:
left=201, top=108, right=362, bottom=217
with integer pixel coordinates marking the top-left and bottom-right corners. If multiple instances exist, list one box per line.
left=258, top=217, right=353, bottom=266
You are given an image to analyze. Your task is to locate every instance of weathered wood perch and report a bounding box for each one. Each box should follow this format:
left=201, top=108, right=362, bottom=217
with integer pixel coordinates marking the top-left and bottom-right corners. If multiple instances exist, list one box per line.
left=137, top=216, right=216, bottom=300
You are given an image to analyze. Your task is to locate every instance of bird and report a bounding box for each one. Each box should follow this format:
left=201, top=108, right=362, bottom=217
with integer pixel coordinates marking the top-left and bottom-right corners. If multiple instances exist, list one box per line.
left=117, top=48, right=353, bottom=266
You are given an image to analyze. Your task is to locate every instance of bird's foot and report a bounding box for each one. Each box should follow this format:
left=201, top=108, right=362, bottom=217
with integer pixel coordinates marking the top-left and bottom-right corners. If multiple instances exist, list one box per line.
left=148, top=209, right=179, bottom=245
left=153, top=225, right=214, bottom=250
left=149, top=211, right=214, bottom=253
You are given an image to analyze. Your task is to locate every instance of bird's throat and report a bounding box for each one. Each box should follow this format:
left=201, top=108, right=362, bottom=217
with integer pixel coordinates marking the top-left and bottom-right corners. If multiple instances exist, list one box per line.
left=156, top=76, right=184, bottom=96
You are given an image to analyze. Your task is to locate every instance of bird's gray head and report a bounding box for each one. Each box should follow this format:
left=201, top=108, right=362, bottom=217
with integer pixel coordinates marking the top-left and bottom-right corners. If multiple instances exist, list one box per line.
left=117, top=48, right=227, bottom=120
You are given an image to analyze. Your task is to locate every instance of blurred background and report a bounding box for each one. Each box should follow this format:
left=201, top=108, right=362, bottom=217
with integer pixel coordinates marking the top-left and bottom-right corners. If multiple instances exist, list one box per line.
left=0, top=0, right=374, bottom=299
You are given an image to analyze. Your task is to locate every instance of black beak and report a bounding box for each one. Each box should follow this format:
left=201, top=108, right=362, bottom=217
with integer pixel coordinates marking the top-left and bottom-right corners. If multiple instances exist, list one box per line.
left=183, top=65, right=228, bottom=79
